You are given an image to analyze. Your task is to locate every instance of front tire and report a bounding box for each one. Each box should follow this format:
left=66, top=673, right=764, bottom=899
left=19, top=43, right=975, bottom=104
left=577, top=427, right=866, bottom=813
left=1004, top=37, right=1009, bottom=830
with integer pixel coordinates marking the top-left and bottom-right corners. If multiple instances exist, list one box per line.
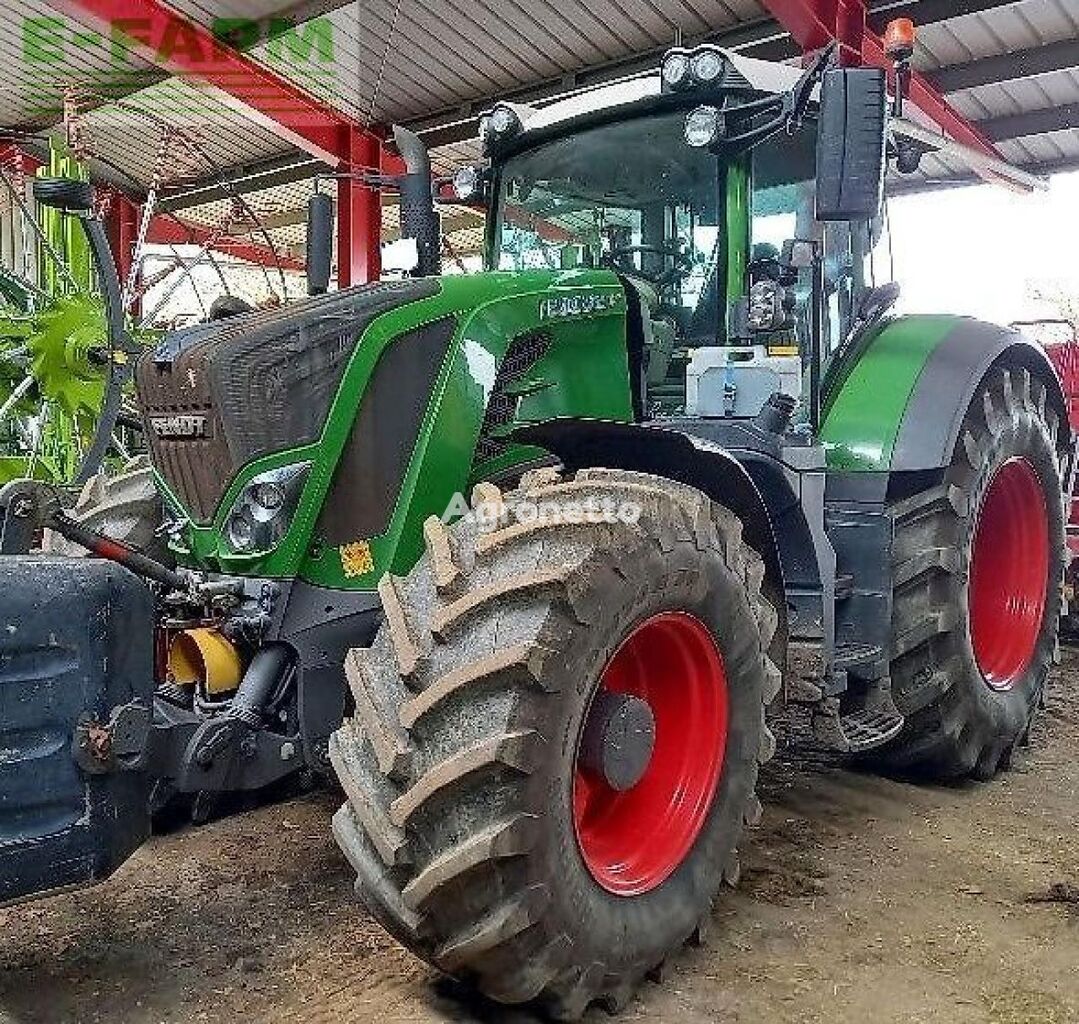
left=330, top=468, right=780, bottom=1018
left=878, top=366, right=1064, bottom=779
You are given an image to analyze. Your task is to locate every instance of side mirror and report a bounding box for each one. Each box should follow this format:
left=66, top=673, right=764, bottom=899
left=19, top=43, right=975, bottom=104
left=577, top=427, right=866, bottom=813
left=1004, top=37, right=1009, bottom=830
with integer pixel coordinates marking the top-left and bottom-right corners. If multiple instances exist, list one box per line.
left=33, top=177, right=94, bottom=215
left=306, top=193, right=333, bottom=295
left=815, top=67, right=887, bottom=222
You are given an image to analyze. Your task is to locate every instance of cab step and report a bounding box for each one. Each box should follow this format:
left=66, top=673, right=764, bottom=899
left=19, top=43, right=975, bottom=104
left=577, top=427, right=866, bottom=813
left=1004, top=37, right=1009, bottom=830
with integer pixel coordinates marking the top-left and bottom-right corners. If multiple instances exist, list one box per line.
left=811, top=681, right=905, bottom=753
left=837, top=708, right=905, bottom=752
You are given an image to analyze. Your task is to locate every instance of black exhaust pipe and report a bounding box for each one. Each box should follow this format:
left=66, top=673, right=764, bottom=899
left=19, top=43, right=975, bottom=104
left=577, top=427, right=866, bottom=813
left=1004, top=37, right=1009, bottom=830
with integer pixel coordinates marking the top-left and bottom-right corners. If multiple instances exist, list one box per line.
left=393, top=125, right=441, bottom=277
left=306, top=192, right=334, bottom=295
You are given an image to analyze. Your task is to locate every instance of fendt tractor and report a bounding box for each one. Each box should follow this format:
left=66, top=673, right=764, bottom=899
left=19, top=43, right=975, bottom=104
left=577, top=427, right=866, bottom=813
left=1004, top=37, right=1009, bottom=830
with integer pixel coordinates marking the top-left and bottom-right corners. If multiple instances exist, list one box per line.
left=2, top=24, right=1075, bottom=1018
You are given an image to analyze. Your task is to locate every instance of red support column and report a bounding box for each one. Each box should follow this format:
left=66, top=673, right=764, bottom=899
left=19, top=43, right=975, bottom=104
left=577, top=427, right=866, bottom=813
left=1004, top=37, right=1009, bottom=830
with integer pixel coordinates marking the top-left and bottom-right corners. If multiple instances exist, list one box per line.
left=105, top=194, right=140, bottom=294
left=337, top=128, right=381, bottom=288
left=835, top=0, right=865, bottom=66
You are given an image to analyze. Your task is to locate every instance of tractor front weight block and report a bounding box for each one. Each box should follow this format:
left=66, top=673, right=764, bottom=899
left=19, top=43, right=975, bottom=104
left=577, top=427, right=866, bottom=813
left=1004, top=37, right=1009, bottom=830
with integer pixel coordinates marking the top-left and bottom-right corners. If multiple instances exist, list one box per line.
left=0, top=559, right=155, bottom=906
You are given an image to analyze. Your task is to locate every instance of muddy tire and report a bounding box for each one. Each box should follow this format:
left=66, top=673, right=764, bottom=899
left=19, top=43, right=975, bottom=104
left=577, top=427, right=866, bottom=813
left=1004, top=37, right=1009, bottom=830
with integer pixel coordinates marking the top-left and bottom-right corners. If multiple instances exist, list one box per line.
left=42, top=456, right=169, bottom=563
left=876, top=366, right=1064, bottom=780
left=330, top=468, right=780, bottom=1018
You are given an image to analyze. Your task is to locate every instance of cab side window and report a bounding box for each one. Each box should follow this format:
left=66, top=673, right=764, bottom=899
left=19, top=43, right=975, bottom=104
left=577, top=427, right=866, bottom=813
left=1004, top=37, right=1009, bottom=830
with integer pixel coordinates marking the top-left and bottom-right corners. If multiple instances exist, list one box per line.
left=750, top=130, right=859, bottom=354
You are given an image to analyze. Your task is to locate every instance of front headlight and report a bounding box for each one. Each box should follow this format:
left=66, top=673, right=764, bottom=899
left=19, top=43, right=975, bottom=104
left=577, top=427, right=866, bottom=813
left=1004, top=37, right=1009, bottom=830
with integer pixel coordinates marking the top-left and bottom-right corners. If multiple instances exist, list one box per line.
left=223, top=463, right=311, bottom=556
left=684, top=106, right=721, bottom=148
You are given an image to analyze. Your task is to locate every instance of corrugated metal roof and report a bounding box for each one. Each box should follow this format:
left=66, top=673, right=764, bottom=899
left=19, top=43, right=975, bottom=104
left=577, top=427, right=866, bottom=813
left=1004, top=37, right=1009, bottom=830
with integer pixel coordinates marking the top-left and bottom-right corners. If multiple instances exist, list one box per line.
left=2, top=0, right=1078, bottom=265
left=66, top=76, right=295, bottom=191
left=916, top=0, right=1079, bottom=66
left=241, top=0, right=768, bottom=126
left=913, top=0, right=1079, bottom=178
left=0, top=0, right=165, bottom=127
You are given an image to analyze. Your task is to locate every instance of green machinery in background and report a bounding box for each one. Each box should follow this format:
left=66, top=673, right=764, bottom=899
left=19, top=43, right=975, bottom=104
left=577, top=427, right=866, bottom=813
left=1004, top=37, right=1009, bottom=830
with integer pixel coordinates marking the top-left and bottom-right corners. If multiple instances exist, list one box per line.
left=1, top=32, right=1074, bottom=1021
left=0, top=145, right=113, bottom=485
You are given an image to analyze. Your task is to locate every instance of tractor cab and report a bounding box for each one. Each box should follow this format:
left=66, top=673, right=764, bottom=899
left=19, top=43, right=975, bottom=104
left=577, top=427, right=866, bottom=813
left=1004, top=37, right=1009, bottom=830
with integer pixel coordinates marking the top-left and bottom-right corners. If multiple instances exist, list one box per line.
left=452, top=43, right=1040, bottom=435
left=452, top=46, right=886, bottom=430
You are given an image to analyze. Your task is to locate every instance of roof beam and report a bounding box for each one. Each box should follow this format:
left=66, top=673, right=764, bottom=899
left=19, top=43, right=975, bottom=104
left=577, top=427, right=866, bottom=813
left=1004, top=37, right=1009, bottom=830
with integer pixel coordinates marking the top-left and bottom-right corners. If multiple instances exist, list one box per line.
left=890, top=152, right=1079, bottom=195
left=931, top=38, right=1079, bottom=93
left=761, top=0, right=999, bottom=158
left=866, top=0, right=1020, bottom=35
left=145, top=215, right=305, bottom=271
left=979, top=102, right=1079, bottom=142
left=158, top=154, right=326, bottom=213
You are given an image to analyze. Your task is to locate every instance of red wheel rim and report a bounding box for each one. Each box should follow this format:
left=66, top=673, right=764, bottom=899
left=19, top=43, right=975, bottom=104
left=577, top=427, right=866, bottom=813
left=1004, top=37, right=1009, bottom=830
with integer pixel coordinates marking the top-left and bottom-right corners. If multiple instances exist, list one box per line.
left=970, top=457, right=1050, bottom=690
left=572, top=612, right=728, bottom=896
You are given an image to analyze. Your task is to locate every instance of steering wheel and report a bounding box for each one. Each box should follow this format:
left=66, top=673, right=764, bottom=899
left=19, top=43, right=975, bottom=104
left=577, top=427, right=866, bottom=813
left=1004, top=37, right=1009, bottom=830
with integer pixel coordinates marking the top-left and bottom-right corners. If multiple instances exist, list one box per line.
left=602, top=244, right=694, bottom=289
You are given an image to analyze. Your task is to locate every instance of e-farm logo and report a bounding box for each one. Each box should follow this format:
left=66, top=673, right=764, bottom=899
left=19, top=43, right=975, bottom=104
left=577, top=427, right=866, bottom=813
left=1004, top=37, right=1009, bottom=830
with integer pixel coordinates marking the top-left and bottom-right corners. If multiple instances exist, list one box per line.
left=22, top=14, right=335, bottom=79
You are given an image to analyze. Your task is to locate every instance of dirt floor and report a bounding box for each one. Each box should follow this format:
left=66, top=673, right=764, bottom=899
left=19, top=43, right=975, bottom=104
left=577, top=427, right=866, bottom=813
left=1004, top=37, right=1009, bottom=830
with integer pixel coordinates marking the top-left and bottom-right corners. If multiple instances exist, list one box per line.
left=2, top=655, right=1078, bottom=1024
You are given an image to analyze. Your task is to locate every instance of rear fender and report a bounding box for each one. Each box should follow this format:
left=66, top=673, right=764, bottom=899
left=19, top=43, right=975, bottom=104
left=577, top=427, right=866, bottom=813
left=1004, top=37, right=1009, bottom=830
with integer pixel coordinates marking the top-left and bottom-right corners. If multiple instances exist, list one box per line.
left=892, top=327, right=1070, bottom=472
left=823, top=316, right=1070, bottom=474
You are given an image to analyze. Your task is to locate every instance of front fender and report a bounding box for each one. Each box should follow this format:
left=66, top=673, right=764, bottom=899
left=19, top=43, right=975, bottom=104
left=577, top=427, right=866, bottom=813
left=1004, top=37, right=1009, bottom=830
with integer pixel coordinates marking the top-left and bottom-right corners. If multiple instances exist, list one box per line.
left=514, top=417, right=784, bottom=607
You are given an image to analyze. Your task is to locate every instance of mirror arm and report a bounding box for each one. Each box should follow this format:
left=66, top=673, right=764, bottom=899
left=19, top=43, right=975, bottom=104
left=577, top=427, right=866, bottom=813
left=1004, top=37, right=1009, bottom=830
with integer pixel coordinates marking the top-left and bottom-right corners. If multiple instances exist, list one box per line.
left=790, top=43, right=838, bottom=128
left=715, top=43, right=836, bottom=156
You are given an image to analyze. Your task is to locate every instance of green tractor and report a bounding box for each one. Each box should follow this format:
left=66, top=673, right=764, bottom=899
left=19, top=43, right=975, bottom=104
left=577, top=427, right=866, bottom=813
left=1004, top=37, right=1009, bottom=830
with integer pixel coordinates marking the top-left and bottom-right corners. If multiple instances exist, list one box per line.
left=0, top=40, right=1071, bottom=1018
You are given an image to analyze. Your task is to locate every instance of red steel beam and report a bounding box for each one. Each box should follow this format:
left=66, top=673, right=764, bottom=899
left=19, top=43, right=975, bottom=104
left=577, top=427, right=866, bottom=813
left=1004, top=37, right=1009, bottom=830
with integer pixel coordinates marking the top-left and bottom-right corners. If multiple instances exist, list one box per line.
left=760, top=0, right=999, bottom=158
left=0, top=145, right=44, bottom=174
left=53, top=0, right=396, bottom=280
left=338, top=128, right=381, bottom=288
left=146, top=215, right=306, bottom=273
left=105, top=193, right=140, bottom=291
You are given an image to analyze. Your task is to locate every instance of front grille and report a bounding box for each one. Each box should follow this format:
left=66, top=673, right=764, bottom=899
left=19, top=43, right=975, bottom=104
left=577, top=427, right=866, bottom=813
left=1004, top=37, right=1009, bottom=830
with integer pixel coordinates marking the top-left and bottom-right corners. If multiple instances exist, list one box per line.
left=137, top=278, right=440, bottom=523
left=138, top=347, right=232, bottom=523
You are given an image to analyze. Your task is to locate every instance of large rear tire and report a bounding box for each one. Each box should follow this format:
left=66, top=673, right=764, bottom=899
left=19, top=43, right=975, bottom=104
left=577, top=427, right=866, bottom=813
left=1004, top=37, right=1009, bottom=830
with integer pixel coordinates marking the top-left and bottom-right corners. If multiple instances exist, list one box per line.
left=330, top=468, right=780, bottom=1018
left=877, top=366, right=1064, bottom=780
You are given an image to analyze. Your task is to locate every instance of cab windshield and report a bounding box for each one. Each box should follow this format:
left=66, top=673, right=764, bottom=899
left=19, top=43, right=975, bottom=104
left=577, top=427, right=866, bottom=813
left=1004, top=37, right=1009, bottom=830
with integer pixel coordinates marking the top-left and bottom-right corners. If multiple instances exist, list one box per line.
left=491, top=110, right=723, bottom=339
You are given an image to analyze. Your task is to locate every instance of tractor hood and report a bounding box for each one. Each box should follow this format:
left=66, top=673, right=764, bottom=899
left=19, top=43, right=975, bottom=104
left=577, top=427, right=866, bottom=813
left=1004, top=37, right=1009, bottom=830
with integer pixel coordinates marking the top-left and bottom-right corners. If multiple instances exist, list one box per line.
left=140, top=269, right=634, bottom=585
left=137, top=279, right=440, bottom=523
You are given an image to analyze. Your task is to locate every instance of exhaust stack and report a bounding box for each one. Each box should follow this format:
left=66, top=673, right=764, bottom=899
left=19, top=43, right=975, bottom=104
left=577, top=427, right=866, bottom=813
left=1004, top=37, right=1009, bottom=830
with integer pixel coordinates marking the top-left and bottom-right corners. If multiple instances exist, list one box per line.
left=393, top=125, right=441, bottom=277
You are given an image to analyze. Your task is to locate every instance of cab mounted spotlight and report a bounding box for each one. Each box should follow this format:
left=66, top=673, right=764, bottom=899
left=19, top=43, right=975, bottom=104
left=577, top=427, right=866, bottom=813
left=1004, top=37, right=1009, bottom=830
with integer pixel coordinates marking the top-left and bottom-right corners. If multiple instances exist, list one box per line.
left=661, top=48, right=691, bottom=91
left=689, top=47, right=725, bottom=85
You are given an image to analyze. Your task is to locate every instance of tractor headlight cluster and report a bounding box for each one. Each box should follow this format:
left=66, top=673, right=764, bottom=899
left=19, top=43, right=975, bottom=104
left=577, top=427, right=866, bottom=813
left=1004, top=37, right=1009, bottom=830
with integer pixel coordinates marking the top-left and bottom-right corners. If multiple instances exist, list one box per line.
left=684, top=106, right=722, bottom=148
left=223, top=463, right=310, bottom=556
left=662, top=44, right=728, bottom=92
